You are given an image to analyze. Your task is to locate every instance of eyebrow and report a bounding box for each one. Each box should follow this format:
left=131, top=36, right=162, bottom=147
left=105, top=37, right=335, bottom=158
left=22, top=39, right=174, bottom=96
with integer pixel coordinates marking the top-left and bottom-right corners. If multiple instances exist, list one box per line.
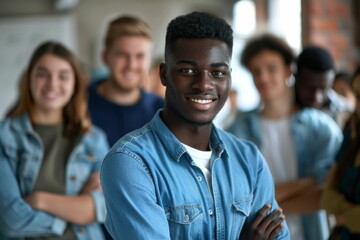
left=35, top=66, right=71, bottom=74
left=176, top=60, right=229, bottom=68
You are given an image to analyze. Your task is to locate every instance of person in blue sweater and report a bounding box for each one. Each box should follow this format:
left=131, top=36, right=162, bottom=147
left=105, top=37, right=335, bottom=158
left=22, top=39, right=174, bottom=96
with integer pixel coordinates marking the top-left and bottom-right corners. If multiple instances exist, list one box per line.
left=88, top=15, right=164, bottom=147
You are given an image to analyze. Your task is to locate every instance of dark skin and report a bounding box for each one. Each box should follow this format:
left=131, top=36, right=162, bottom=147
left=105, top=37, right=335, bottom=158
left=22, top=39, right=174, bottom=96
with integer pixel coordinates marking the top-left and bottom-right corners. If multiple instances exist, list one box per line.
left=295, top=67, right=335, bottom=109
left=160, top=38, right=285, bottom=239
left=160, top=38, right=231, bottom=150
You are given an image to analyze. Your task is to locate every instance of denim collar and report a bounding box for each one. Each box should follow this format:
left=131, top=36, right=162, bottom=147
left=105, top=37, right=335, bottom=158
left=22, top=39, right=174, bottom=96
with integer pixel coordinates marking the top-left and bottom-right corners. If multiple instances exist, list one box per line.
left=10, top=112, right=34, bottom=134
left=150, top=110, right=226, bottom=163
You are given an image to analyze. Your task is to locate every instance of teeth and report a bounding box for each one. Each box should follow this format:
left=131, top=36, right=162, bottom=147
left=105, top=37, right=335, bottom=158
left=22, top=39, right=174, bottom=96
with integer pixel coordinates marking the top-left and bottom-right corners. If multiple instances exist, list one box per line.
left=189, top=98, right=212, bottom=104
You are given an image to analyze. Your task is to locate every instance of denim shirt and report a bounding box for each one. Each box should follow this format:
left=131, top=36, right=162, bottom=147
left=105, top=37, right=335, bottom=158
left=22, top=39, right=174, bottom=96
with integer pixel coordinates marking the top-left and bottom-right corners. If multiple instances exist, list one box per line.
left=226, top=107, right=343, bottom=240
left=101, top=110, right=290, bottom=239
left=0, top=112, right=109, bottom=240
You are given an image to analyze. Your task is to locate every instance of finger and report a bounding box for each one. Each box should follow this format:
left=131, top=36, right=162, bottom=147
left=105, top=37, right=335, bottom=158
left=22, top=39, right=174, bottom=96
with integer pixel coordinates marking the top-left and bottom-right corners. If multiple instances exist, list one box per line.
left=251, top=204, right=271, bottom=227
left=268, top=223, right=283, bottom=240
left=265, top=213, right=285, bottom=234
left=258, top=208, right=283, bottom=229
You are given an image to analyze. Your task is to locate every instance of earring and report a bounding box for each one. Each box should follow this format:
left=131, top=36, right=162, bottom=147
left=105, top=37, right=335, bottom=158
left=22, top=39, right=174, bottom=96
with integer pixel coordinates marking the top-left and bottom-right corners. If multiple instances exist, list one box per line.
left=286, top=75, right=295, bottom=87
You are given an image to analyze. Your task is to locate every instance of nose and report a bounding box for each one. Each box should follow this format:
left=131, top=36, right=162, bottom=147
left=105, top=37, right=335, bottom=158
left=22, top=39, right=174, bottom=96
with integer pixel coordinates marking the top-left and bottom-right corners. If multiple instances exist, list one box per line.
left=192, top=70, right=214, bottom=91
left=256, top=70, right=269, bottom=83
left=126, top=55, right=137, bottom=70
left=46, top=74, right=58, bottom=89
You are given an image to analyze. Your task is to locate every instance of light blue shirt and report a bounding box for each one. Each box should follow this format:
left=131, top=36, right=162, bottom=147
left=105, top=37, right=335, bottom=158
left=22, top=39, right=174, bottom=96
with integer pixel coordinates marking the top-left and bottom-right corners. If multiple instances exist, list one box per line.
left=226, top=107, right=343, bottom=240
left=0, top=112, right=109, bottom=240
left=101, top=110, right=290, bottom=239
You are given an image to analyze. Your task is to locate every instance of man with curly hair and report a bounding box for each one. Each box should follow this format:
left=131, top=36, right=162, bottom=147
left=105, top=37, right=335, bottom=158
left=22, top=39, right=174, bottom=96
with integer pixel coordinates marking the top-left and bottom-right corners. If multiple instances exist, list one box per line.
left=101, top=12, right=290, bottom=239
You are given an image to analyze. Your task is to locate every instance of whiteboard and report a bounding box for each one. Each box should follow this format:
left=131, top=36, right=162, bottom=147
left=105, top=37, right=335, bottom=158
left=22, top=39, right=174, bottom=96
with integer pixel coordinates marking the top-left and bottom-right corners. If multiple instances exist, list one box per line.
left=0, top=14, right=77, bottom=119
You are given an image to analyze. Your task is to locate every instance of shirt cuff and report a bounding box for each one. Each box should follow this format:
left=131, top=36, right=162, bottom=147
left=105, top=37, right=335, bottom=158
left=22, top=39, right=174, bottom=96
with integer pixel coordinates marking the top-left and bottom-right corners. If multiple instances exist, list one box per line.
left=91, top=190, right=107, bottom=222
left=51, top=217, right=66, bottom=236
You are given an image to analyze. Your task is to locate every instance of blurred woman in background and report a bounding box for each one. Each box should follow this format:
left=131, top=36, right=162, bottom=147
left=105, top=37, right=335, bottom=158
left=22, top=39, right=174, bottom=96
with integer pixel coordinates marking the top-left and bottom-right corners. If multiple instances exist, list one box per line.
left=0, top=41, right=108, bottom=240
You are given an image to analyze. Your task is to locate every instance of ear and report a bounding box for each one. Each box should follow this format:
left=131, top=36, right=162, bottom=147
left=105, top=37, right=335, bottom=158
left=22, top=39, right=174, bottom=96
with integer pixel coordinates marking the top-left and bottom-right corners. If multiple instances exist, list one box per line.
left=159, top=63, right=168, bottom=86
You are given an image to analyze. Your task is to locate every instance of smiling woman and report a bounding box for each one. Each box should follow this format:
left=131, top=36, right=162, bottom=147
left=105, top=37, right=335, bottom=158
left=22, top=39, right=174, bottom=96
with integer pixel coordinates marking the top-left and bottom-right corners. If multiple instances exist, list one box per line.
left=0, top=41, right=109, bottom=240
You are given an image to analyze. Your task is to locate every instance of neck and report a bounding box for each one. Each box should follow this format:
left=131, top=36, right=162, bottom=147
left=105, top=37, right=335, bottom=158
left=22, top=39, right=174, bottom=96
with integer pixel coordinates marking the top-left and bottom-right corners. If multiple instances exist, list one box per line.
left=31, top=108, right=63, bottom=125
left=98, top=79, right=141, bottom=105
left=160, top=110, right=212, bottom=151
left=261, top=90, right=294, bottom=119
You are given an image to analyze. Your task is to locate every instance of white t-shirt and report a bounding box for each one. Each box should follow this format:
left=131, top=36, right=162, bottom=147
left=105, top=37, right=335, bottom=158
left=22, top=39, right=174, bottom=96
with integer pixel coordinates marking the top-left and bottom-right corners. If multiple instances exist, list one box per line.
left=182, top=143, right=212, bottom=189
left=261, top=117, right=304, bottom=240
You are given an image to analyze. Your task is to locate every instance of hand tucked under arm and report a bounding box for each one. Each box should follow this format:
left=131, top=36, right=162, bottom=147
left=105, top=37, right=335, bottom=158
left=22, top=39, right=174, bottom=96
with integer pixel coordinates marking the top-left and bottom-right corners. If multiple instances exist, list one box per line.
left=275, top=177, right=316, bottom=203
left=24, top=172, right=102, bottom=225
left=24, top=192, right=96, bottom=225
left=81, top=172, right=101, bottom=194
left=279, top=184, right=323, bottom=214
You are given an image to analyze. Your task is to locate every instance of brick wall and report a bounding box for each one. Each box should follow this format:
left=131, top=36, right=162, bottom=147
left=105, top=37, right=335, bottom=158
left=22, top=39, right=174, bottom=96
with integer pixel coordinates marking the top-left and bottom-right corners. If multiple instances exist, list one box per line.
left=302, top=0, right=356, bottom=72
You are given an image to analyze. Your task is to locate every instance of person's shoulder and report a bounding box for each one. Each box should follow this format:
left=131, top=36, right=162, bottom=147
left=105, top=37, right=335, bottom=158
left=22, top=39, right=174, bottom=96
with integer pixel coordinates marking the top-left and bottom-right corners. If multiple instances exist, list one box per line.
left=88, top=79, right=102, bottom=91
left=88, top=124, right=107, bottom=139
left=233, top=108, right=260, bottom=123
left=0, top=117, right=15, bottom=139
left=295, top=108, right=342, bottom=136
left=0, top=113, right=28, bottom=132
left=109, top=121, right=155, bottom=153
left=217, top=128, right=260, bottom=154
left=296, top=107, right=337, bottom=124
left=0, top=115, right=29, bottom=147
left=81, top=124, right=109, bottom=148
left=88, top=79, right=106, bottom=100
left=141, top=90, right=164, bottom=105
left=225, top=108, right=260, bottom=135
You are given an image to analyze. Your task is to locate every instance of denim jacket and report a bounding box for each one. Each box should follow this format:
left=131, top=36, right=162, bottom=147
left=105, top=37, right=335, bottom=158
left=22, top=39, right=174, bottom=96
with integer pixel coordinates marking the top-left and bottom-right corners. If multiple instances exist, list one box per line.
left=101, top=110, right=290, bottom=239
left=226, top=107, right=343, bottom=240
left=0, top=112, right=109, bottom=240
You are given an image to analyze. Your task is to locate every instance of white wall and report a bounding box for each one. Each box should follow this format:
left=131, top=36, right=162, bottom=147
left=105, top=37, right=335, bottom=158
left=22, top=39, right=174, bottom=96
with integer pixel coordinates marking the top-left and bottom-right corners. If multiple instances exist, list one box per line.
left=0, top=14, right=77, bottom=118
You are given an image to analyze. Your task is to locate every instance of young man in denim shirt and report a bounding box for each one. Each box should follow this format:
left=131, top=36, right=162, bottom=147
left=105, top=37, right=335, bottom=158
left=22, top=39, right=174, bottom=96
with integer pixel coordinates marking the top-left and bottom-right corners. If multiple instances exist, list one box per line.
left=101, top=12, right=289, bottom=239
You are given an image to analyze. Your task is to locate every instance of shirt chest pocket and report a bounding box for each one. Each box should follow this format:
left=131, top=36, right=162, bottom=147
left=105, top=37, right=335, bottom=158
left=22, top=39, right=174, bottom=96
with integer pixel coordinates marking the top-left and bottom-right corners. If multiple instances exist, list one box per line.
left=164, top=204, right=204, bottom=239
left=231, top=195, right=253, bottom=238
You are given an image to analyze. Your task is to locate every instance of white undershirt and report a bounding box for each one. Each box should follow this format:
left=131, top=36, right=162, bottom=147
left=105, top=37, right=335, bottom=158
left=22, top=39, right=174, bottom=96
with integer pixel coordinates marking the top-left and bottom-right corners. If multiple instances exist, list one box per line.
left=182, top=143, right=212, bottom=189
left=261, top=117, right=297, bottom=183
left=261, top=117, right=304, bottom=240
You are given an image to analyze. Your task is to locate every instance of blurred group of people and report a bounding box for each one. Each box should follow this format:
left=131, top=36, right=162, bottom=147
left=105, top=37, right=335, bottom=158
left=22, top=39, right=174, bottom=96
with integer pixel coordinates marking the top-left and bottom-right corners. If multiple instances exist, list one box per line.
left=224, top=33, right=360, bottom=239
left=0, top=10, right=359, bottom=240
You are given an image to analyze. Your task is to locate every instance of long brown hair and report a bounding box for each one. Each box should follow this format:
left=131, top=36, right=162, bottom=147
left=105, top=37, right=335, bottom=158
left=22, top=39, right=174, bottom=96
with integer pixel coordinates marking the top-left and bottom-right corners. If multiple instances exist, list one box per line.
left=7, top=41, right=91, bottom=137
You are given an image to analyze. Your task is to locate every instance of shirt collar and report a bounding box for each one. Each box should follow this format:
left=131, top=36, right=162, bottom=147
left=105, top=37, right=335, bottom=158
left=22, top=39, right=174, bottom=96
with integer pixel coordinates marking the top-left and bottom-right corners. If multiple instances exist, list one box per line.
left=151, top=110, right=226, bottom=162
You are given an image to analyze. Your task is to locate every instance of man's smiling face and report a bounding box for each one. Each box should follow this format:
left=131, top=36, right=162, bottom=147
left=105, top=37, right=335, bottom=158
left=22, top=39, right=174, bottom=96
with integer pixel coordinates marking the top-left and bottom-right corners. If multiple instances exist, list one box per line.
left=161, top=38, right=232, bottom=126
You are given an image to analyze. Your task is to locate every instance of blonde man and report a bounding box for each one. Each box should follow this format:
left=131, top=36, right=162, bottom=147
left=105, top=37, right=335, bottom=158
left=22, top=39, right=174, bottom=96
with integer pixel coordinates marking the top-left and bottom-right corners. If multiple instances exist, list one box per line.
left=88, top=15, right=164, bottom=147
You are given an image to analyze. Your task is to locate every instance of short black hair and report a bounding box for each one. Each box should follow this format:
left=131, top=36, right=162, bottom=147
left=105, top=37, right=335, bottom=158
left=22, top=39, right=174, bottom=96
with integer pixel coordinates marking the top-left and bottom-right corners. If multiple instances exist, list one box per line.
left=297, top=45, right=334, bottom=73
left=241, top=33, right=295, bottom=69
left=165, top=12, right=233, bottom=57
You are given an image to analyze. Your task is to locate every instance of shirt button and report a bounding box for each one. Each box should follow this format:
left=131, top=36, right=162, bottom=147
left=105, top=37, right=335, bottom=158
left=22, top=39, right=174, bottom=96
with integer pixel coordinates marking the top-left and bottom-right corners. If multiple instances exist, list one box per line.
left=208, top=209, right=213, bottom=215
left=197, top=176, right=202, bottom=181
left=70, top=175, right=77, bottom=181
left=191, top=161, right=196, bottom=165
left=78, top=227, right=86, bottom=233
